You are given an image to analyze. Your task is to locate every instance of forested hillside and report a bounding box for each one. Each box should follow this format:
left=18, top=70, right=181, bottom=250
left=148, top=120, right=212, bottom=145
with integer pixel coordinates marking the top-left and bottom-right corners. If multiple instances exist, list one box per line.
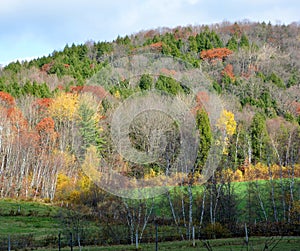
left=0, top=21, right=299, bottom=244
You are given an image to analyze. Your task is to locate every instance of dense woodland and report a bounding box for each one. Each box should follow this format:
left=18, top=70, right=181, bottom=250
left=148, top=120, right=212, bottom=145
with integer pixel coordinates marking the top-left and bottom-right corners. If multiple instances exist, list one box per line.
left=0, top=21, right=300, bottom=243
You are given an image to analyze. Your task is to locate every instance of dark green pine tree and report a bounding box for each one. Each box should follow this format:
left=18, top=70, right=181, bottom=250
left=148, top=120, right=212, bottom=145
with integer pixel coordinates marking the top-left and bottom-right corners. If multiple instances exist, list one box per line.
left=226, top=35, right=239, bottom=51
left=0, top=78, right=7, bottom=92
left=196, top=33, right=206, bottom=51
left=210, top=30, right=223, bottom=48
left=155, top=75, right=183, bottom=95
left=38, top=82, right=52, bottom=98
left=10, top=81, right=22, bottom=97
left=78, top=103, right=105, bottom=156
left=239, top=33, right=250, bottom=48
left=188, top=36, right=198, bottom=52
left=195, top=108, right=212, bottom=171
left=139, top=74, right=153, bottom=90
left=23, top=81, right=34, bottom=95
left=250, top=113, right=269, bottom=164
left=32, top=81, right=40, bottom=96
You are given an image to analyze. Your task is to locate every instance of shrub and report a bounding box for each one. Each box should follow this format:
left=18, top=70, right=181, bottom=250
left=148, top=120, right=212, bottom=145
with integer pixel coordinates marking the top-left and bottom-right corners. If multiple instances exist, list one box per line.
left=203, top=222, right=231, bottom=239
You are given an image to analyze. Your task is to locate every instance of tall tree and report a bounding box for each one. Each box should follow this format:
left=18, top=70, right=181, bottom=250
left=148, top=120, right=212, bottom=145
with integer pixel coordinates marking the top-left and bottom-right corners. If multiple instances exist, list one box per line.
left=250, top=113, right=269, bottom=164
left=195, top=108, right=212, bottom=170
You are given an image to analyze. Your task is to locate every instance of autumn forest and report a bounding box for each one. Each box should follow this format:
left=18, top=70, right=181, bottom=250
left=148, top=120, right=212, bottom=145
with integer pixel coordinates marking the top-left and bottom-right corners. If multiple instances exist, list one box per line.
left=0, top=21, right=299, bottom=249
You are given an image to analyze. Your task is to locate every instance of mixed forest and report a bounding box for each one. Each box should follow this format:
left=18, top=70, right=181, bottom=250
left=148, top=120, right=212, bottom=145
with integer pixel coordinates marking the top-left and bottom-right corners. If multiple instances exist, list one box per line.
left=0, top=21, right=300, bottom=248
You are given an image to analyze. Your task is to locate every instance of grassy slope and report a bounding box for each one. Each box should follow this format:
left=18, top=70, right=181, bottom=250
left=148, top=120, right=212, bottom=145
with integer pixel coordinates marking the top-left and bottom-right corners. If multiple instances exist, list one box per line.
left=0, top=179, right=299, bottom=249
left=0, top=199, right=61, bottom=235
left=1, top=179, right=299, bottom=235
left=152, top=178, right=300, bottom=219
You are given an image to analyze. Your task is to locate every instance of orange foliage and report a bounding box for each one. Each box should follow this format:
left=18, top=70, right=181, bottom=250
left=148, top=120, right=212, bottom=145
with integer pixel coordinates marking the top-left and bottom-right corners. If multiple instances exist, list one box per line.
left=149, top=41, right=163, bottom=50
left=36, top=117, right=58, bottom=148
left=70, top=86, right=84, bottom=93
left=7, top=107, right=28, bottom=131
left=34, top=98, right=53, bottom=109
left=134, top=41, right=164, bottom=53
left=36, top=117, right=55, bottom=134
left=33, top=98, right=53, bottom=118
left=41, top=62, right=54, bottom=73
left=200, top=48, right=233, bottom=61
left=222, top=64, right=235, bottom=81
left=0, top=91, right=15, bottom=106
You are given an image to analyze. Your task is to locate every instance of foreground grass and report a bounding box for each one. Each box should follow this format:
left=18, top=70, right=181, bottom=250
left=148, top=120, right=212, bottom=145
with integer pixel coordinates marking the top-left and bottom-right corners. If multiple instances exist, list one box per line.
left=0, top=180, right=299, bottom=250
left=0, top=199, right=61, bottom=236
left=35, top=237, right=300, bottom=251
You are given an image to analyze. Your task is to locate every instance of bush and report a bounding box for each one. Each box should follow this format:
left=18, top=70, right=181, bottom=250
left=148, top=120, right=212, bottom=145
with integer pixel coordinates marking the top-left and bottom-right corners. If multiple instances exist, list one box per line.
left=203, top=222, right=231, bottom=239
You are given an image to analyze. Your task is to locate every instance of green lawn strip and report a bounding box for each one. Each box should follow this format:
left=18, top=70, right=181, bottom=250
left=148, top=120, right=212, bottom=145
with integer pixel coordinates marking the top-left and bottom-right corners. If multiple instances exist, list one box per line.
left=152, top=178, right=300, bottom=219
left=0, top=199, right=59, bottom=216
left=0, top=199, right=60, bottom=237
left=0, top=216, right=59, bottom=235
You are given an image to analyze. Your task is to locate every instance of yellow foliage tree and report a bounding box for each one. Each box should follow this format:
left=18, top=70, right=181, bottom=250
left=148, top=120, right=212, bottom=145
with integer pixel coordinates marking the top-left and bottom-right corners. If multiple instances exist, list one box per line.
left=48, top=93, right=79, bottom=122
left=233, top=169, right=243, bottom=181
left=81, top=145, right=102, bottom=183
left=216, top=109, right=237, bottom=154
left=217, top=109, right=237, bottom=136
left=55, top=173, right=76, bottom=201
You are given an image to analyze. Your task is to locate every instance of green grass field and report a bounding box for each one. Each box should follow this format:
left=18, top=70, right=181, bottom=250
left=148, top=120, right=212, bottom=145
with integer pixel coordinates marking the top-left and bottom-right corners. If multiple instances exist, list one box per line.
left=0, top=199, right=60, bottom=236
left=0, top=179, right=299, bottom=250
left=0, top=180, right=298, bottom=233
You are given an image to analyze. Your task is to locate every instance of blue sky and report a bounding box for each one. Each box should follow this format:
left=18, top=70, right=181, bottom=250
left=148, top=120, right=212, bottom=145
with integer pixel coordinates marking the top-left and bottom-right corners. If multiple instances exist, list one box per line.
left=0, top=0, right=299, bottom=66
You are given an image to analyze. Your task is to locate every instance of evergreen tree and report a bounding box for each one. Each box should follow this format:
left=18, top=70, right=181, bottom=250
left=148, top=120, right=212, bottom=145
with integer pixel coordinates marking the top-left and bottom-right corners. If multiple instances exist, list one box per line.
left=155, top=75, right=183, bottom=95
left=78, top=102, right=104, bottom=155
left=239, top=33, right=250, bottom=48
left=139, top=74, right=153, bottom=90
left=23, top=81, right=34, bottom=95
left=250, top=113, right=269, bottom=163
left=39, top=82, right=52, bottom=98
left=227, top=36, right=238, bottom=51
left=188, top=36, right=198, bottom=52
left=196, top=109, right=212, bottom=170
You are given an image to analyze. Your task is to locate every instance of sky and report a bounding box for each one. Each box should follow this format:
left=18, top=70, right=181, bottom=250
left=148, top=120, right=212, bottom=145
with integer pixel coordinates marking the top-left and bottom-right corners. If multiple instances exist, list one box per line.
left=0, top=0, right=299, bottom=66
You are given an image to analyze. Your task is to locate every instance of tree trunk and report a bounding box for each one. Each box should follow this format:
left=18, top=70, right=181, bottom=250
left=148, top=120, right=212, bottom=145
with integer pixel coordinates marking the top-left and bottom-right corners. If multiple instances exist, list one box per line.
left=255, top=180, right=268, bottom=222
left=167, top=191, right=184, bottom=240
left=268, top=163, right=278, bottom=223
left=198, top=186, right=206, bottom=238
left=188, top=183, right=193, bottom=240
